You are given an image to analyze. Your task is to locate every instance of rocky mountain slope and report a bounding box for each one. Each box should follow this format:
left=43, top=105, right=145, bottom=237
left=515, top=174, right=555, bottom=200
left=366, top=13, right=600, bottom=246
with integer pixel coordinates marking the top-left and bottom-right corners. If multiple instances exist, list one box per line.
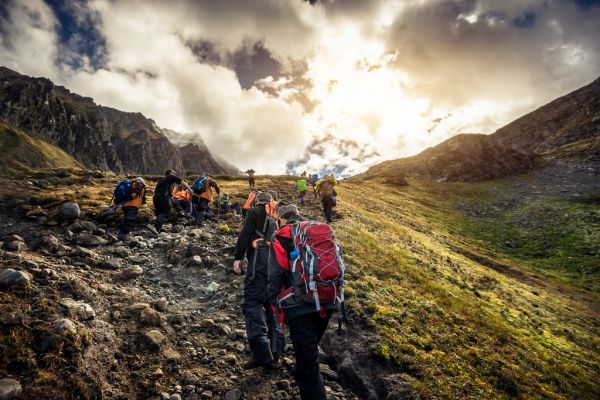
left=0, top=122, right=82, bottom=174
left=0, top=67, right=234, bottom=176
left=0, top=165, right=598, bottom=399
left=359, top=76, right=600, bottom=182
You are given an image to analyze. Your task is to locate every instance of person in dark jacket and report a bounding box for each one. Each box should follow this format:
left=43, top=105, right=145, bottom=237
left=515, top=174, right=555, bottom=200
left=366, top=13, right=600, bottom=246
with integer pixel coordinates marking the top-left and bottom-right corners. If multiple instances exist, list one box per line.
left=148, top=170, right=191, bottom=235
left=233, top=191, right=281, bottom=369
left=268, top=205, right=338, bottom=400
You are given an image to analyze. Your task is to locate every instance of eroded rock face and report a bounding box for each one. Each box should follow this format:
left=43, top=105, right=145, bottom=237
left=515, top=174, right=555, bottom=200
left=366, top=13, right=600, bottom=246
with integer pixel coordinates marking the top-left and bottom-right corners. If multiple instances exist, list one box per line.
left=0, top=67, right=237, bottom=175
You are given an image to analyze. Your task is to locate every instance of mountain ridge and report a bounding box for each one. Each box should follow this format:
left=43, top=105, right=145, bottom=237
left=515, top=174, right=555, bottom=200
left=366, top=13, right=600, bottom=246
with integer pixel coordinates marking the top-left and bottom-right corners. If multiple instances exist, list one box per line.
left=357, top=76, right=600, bottom=182
left=0, top=67, right=236, bottom=176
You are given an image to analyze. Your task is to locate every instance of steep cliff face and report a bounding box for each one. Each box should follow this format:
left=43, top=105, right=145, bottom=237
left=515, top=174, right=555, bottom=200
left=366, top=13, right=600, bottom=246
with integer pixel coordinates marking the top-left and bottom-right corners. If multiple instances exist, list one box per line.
left=358, top=76, right=600, bottom=182
left=177, top=143, right=227, bottom=176
left=0, top=67, right=238, bottom=175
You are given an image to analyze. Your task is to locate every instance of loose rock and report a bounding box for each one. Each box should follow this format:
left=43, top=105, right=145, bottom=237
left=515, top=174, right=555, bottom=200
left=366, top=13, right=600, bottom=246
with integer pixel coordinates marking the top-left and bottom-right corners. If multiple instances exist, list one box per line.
left=0, top=269, right=32, bottom=289
left=58, top=202, right=81, bottom=220
left=141, top=329, right=166, bottom=352
left=0, top=378, right=22, bottom=400
left=61, top=298, right=96, bottom=320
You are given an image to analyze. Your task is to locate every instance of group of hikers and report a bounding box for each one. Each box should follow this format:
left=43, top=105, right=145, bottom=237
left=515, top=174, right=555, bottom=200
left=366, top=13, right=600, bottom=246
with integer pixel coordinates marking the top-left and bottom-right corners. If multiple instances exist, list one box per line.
left=293, top=171, right=338, bottom=223
left=108, top=169, right=345, bottom=399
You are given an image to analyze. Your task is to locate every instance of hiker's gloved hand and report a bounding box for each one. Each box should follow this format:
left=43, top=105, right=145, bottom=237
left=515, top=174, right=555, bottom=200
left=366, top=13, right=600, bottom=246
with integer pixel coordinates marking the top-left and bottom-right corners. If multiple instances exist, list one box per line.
left=233, top=260, right=243, bottom=275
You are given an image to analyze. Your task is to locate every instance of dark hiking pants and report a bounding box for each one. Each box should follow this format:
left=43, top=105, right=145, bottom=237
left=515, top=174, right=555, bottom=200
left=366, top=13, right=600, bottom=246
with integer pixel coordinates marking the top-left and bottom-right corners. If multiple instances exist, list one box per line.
left=193, top=197, right=210, bottom=225
left=288, top=311, right=333, bottom=400
left=152, top=194, right=171, bottom=230
left=119, top=206, right=138, bottom=235
left=322, top=196, right=334, bottom=222
left=241, top=245, right=283, bottom=358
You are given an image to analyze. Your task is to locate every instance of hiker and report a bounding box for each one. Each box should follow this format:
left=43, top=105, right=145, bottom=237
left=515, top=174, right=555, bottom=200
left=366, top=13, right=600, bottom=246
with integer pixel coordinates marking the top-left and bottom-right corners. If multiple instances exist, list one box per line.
left=191, top=172, right=221, bottom=227
left=296, top=176, right=308, bottom=206
left=242, top=190, right=258, bottom=218
left=310, top=173, right=319, bottom=199
left=246, top=169, right=256, bottom=188
left=148, top=170, right=191, bottom=235
left=116, top=177, right=146, bottom=242
left=268, top=205, right=345, bottom=400
left=172, top=181, right=192, bottom=217
left=217, top=193, right=242, bottom=215
left=267, top=190, right=279, bottom=223
left=317, top=174, right=337, bottom=223
left=233, top=191, right=283, bottom=369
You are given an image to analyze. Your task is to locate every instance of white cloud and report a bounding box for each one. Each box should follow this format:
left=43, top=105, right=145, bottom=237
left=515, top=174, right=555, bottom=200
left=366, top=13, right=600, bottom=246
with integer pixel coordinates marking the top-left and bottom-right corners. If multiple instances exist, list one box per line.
left=1, top=0, right=599, bottom=176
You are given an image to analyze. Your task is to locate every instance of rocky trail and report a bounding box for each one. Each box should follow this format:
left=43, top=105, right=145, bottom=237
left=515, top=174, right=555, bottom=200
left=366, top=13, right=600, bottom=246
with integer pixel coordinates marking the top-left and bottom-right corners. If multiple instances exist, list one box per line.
left=0, top=177, right=357, bottom=400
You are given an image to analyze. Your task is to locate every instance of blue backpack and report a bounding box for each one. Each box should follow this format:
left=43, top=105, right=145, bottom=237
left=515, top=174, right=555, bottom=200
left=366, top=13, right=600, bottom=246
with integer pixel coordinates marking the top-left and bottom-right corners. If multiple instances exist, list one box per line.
left=192, top=177, right=207, bottom=194
left=114, top=179, right=133, bottom=204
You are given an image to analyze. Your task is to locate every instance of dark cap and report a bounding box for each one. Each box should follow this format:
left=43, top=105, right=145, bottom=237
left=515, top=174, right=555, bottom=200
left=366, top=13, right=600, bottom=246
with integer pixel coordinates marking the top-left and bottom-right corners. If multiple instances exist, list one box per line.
left=279, top=204, right=299, bottom=220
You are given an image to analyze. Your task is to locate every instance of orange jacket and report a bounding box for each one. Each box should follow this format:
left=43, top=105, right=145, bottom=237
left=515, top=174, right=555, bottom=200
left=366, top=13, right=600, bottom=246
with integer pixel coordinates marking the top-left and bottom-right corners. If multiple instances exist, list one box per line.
left=173, top=189, right=191, bottom=202
left=123, top=182, right=146, bottom=208
left=198, top=178, right=220, bottom=201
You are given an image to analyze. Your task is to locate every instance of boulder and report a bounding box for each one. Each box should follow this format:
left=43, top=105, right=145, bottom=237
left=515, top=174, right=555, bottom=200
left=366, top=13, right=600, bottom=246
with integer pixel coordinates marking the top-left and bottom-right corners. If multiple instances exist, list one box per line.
left=0, top=378, right=22, bottom=400
left=5, top=239, right=25, bottom=252
left=121, top=265, right=143, bottom=280
left=76, top=233, right=107, bottom=247
left=60, top=298, right=95, bottom=320
left=52, top=318, right=78, bottom=335
left=0, top=269, right=32, bottom=289
left=141, top=329, right=166, bottom=352
left=58, top=202, right=81, bottom=220
left=139, top=308, right=163, bottom=327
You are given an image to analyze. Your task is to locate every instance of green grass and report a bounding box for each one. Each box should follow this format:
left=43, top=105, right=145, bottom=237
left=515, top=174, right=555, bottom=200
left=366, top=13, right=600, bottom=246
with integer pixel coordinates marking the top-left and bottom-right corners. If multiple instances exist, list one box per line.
left=0, top=122, right=82, bottom=177
left=335, top=179, right=600, bottom=399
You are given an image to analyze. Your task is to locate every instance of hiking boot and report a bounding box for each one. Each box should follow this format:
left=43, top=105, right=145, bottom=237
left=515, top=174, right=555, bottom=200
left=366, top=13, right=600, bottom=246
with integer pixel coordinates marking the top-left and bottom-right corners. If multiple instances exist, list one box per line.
left=146, top=224, right=159, bottom=236
left=242, top=351, right=274, bottom=370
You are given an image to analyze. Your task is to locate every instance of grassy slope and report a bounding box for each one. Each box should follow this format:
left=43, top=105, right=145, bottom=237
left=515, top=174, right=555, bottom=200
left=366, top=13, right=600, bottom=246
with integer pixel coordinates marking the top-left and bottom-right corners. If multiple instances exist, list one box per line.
left=8, top=170, right=599, bottom=399
left=0, top=122, right=82, bottom=176
left=335, top=179, right=599, bottom=399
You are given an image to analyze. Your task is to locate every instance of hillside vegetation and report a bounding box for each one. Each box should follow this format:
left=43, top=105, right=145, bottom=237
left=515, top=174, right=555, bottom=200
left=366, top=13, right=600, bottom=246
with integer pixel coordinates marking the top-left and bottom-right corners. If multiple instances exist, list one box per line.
left=335, top=168, right=599, bottom=399
left=0, top=122, right=82, bottom=176
left=0, top=167, right=597, bottom=399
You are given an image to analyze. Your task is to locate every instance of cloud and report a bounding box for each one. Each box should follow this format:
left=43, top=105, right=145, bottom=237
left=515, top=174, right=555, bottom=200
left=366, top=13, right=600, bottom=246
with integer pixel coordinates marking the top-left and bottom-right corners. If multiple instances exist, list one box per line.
left=0, top=0, right=599, bottom=177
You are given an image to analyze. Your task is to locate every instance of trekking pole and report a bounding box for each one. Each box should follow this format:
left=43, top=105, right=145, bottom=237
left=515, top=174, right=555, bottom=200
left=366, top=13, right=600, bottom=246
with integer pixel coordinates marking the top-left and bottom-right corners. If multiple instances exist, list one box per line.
left=337, top=301, right=348, bottom=334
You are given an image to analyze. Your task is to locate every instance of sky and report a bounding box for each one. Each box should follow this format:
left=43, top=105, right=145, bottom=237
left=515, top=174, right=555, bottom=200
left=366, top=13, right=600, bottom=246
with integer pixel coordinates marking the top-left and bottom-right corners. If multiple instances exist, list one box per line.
left=0, top=0, right=599, bottom=176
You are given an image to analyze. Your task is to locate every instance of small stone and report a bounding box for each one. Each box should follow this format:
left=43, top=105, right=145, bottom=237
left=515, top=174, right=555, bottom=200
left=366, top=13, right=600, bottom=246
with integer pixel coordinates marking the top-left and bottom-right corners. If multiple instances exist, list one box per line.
left=151, top=298, right=169, bottom=312
left=125, top=303, right=151, bottom=317
left=121, top=265, right=144, bottom=280
left=219, top=325, right=232, bottom=336
left=99, top=258, right=121, bottom=270
left=61, top=298, right=95, bottom=320
left=199, top=319, right=215, bottom=328
left=200, top=391, right=213, bottom=399
left=224, top=389, right=242, bottom=400
left=151, top=368, right=164, bottom=378
left=320, top=364, right=339, bottom=381
left=172, top=224, right=184, bottom=233
left=205, top=282, right=220, bottom=293
left=188, top=255, right=203, bottom=267
left=0, top=269, right=32, bottom=289
left=0, top=378, right=22, bottom=400
left=76, top=233, right=107, bottom=247
left=276, top=380, right=291, bottom=390
left=141, top=329, right=166, bottom=352
left=5, top=241, right=25, bottom=252
left=170, top=394, right=182, bottom=400
left=52, top=318, right=78, bottom=335
left=140, top=308, right=163, bottom=327
left=222, top=353, right=238, bottom=365
left=40, top=334, right=62, bottom=353
left=58, top=202, right=81, bottom=220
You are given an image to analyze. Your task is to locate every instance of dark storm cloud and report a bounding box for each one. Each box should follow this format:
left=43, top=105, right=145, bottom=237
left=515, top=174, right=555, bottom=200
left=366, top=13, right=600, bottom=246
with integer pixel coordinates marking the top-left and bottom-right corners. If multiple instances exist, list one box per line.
left=386, top=0, right=600, bottom=112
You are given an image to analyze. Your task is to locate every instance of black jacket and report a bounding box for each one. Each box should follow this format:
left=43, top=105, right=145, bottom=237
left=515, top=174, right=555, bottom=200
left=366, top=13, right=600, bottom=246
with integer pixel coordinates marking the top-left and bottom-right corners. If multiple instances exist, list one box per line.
left=234, top=204, right=273, bottom=260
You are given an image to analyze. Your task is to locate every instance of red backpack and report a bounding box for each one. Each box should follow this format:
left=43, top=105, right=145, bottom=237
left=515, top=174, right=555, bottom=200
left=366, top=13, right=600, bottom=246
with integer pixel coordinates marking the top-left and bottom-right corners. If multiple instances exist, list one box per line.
left=278, top=221, right=345, bottom=312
